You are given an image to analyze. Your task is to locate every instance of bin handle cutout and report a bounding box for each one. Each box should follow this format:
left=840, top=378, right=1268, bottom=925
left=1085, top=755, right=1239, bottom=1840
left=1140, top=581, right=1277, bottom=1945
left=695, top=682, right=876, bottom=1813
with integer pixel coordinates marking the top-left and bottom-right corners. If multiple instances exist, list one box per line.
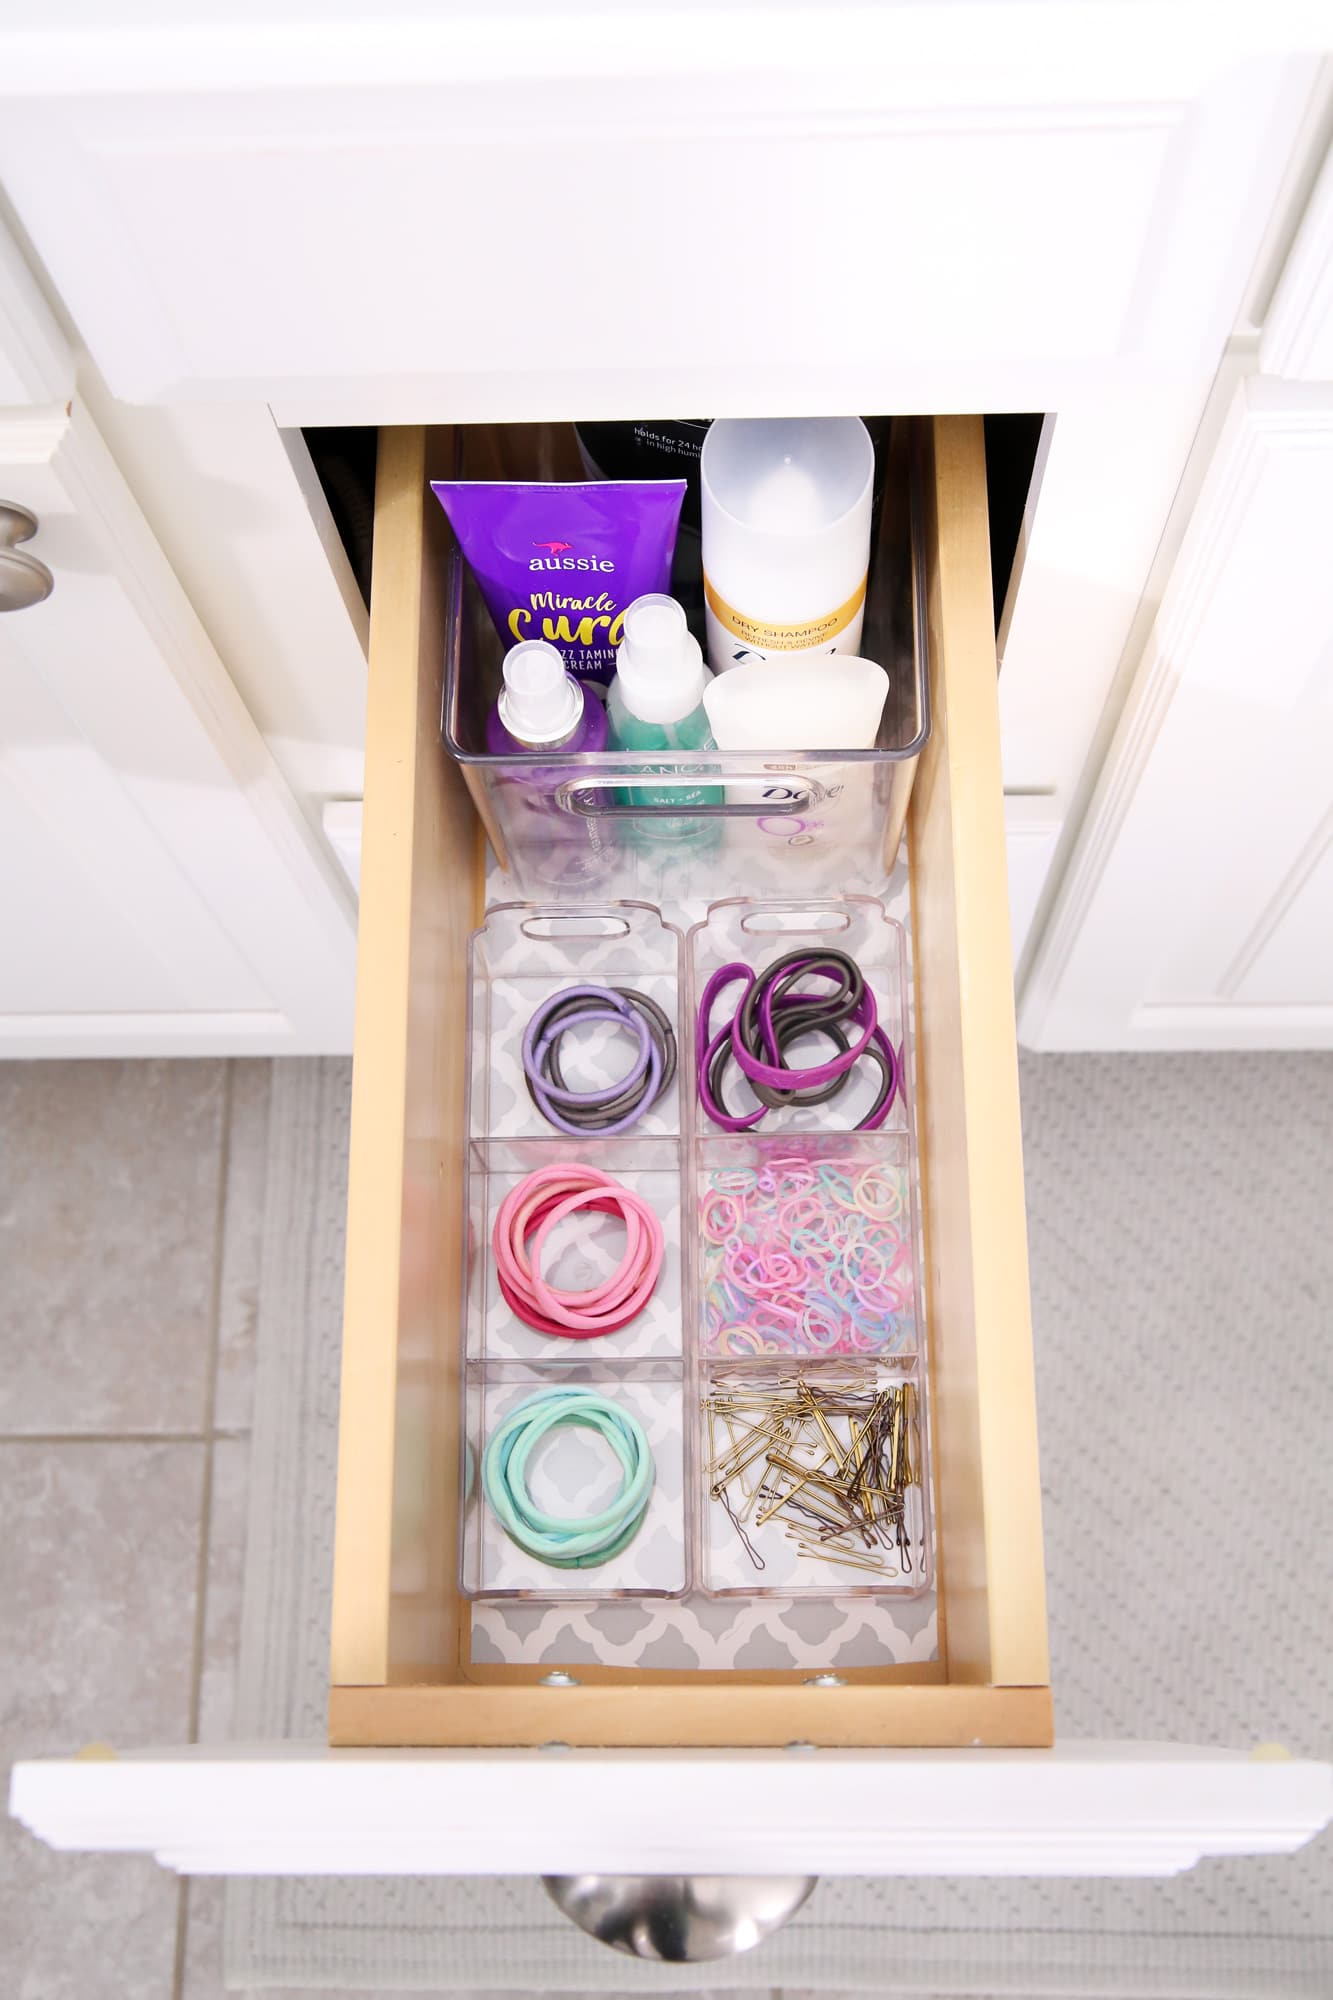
left=558, top=775, right=820, bottom=820
left=519, top=913, right=633, bottom=942
left=739, top=907, right=853, bottom=936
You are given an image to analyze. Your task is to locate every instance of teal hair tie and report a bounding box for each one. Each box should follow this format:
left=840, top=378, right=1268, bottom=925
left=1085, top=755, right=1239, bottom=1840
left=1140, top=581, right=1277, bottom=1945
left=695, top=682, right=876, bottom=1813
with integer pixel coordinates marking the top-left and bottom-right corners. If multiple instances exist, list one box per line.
left=482, top=1388, right=654, bottom=1568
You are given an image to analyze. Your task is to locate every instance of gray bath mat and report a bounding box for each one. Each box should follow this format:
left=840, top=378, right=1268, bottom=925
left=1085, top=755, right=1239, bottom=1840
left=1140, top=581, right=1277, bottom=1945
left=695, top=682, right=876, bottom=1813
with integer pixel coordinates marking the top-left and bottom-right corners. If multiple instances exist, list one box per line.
left=225, top=1052, right=1333, bottom=1995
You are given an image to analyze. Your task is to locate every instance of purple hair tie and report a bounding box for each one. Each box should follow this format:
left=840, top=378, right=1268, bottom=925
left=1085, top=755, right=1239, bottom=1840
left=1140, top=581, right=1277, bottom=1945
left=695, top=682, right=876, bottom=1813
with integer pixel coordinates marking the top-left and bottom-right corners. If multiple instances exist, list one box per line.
left=732, top=986, right=878, bottom=1093
left=523, top=983, right=675, bottom=1136
left=695, top=947, right=900, bottom=1132
left=695, top=965, right=766, bottom=1133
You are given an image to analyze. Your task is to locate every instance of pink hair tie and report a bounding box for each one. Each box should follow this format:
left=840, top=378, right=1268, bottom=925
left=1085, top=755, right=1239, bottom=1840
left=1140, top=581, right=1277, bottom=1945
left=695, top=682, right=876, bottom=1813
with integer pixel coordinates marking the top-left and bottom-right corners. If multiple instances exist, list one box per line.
left=493, top=1162, right=664, bottom=1339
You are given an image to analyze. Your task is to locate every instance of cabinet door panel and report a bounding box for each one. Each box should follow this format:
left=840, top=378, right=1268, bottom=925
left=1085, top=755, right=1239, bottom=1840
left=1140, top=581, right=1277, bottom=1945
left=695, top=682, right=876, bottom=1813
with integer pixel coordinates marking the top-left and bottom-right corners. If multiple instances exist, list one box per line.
left=0, top=37, right=1315, bottom=416
left=1022, top=378, right=1333, bottom=1050
left=0, top=405, right=356, bottom=1056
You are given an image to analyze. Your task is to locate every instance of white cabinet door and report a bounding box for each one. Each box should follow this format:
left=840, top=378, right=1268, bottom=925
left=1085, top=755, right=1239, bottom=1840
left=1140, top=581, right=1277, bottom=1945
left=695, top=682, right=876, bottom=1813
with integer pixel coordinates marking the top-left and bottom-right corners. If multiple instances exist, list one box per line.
left=0, top=401, right=356, bottom=1055
left=1020, top=375, right=1333, bottom=1050
left=10, top=1742, right=1331, bottom=1877
left=0, top=211, right=72, bottom=407
left=0, top=20, right=1318, bottom=420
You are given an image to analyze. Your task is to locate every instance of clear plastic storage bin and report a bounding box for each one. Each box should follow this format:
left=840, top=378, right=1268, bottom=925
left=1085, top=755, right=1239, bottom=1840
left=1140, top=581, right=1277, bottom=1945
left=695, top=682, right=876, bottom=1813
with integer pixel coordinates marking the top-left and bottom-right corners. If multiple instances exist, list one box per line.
left=440, top=424, right=929, bottom=902
left=459, top=1359, right=687, bottom=1600
left=464, top=1136, right=684, bottom=1366
left=686, top=896, right=911, bottom=1139
left=696, top=1359, right=931, bottom=1598
left=694, top=1133, right=918, bottom=1362
left=467, top=901, right=683, bottom=1141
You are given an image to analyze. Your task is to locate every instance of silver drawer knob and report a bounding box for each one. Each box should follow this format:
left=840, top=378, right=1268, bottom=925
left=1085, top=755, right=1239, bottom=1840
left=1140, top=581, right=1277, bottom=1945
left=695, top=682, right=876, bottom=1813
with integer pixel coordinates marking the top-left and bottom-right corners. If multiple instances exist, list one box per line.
left=542, top=1872, right=818, bottom=1961
left=0, top=503, right=54, bottom=612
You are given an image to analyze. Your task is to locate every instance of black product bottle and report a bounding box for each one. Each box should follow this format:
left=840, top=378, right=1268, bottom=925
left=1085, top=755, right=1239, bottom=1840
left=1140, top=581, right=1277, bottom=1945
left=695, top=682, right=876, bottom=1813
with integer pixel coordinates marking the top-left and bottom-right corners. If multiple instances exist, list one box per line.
left=575, top=420, right=712, bottom=636
left=574, top=419, right=712, bottom=528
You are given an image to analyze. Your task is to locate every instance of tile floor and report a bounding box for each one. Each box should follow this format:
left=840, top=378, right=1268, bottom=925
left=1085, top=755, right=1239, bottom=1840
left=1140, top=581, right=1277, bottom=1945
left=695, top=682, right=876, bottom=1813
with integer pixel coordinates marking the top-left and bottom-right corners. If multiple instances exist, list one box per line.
left=2, top=1059, right=268, bottom=2000
left=0, top=1057, right=801, bottom=2000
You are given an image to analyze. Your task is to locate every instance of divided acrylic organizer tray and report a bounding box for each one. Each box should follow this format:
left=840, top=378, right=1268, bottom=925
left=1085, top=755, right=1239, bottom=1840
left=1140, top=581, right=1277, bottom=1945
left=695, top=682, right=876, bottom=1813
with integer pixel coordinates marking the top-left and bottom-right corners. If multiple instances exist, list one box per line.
left=460, top=902, right=688, bottom=1599
left=458, top=892, right=934, bottom=1630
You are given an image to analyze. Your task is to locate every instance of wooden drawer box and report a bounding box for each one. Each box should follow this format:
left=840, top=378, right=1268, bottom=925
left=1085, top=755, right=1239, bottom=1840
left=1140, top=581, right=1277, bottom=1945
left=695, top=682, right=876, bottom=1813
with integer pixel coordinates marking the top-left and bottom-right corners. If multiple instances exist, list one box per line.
left=328, top=416, right=1051, bottom=1749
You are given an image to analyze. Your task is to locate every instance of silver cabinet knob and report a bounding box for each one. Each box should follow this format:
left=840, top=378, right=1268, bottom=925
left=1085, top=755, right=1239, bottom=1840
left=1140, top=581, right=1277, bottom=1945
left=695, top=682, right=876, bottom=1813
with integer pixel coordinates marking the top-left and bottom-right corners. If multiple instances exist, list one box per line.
left=542, top=1873, right=818, bottom=1961
left=0, top=503, right=54, bottom=611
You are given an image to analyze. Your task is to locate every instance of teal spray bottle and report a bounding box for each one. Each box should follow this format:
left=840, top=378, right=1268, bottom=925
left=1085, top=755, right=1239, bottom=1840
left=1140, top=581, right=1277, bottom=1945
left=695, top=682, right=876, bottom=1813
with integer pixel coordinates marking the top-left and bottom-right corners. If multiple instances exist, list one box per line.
left=605, top=593, right=721, bottom=845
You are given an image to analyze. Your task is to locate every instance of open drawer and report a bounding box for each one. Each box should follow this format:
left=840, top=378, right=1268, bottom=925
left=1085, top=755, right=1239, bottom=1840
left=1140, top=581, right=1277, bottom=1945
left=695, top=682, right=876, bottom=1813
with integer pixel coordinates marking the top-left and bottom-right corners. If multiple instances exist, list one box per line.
left=11, top=420, right=1331, bottom=1882
left=329, top=415, right=1052, bottom=1749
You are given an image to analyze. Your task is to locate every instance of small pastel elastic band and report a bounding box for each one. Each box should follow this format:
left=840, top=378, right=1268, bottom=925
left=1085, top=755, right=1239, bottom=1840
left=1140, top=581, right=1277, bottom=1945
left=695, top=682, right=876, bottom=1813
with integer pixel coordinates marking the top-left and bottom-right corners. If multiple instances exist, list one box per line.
left=492, top=1161, right=665, bottom=1339
left=482, top=1387, right=654, bottom=1567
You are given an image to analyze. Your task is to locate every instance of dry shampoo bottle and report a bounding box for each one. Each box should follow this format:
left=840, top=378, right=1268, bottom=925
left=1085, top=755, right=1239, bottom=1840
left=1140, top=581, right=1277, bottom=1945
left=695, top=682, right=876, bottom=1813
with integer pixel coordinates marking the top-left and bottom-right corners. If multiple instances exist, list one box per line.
left=700, top=417, right=874, bottom=674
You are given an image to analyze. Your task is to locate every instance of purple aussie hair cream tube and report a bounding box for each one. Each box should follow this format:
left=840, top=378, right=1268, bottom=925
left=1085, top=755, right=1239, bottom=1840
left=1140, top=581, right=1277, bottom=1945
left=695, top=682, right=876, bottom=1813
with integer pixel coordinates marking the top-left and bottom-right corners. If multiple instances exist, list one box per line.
left=431, top=478, right=686, bottom=691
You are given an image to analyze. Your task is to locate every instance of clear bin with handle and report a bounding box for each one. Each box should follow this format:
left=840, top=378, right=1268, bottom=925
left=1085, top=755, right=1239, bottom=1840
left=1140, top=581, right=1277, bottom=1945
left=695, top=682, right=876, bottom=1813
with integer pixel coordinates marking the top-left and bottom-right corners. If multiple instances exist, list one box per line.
left=440, top=420, right=931, bottom=904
